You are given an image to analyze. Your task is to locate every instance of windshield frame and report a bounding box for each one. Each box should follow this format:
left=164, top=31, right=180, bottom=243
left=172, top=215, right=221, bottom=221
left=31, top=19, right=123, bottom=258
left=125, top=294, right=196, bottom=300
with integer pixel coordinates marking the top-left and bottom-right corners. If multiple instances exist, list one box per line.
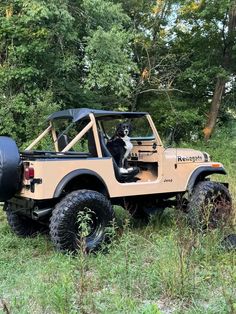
left=98, top=114, right=162, bottom=145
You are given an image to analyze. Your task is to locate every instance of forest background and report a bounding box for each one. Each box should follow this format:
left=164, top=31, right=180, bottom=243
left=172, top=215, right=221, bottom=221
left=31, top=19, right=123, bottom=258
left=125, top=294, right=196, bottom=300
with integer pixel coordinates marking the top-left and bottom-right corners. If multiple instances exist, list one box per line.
left=0, top=1, right=236, bottom=313
left=0, top=0, right=235, bottom=146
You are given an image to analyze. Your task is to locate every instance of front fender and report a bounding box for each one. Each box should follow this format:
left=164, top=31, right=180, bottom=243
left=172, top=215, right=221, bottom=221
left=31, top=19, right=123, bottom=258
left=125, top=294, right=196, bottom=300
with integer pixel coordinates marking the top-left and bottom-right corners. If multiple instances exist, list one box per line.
left=187, top=166, right=227, bottom=194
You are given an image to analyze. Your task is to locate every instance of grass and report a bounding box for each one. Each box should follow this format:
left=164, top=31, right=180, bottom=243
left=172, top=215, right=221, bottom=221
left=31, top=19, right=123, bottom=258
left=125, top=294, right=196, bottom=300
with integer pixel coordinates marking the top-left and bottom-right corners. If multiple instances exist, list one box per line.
left=0, top=125, right=235, bottom=314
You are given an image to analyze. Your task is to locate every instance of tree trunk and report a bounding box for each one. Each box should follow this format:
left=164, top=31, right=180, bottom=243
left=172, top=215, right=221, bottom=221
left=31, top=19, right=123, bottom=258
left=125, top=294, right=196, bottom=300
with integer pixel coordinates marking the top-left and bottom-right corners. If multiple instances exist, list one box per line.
left=203, top=77, right=226, bottom=140
left=203, top=1, right=236, bottom=140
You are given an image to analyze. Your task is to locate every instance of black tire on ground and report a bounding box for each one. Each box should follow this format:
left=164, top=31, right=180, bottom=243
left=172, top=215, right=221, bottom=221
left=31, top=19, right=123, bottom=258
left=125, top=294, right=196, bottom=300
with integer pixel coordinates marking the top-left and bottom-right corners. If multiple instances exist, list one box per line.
left=49, top=190, right=114, bottom=253
left=124, top=200, right=150, bottom=220
left=0, top=136, right=22, bottom=201
left=176, top=193, right=189, bottom=213
left=124, top=198, right=163, bottom=221
left=6, top=207, right=41, bottom=237
left=187, top=181, right=232, bottom=231
left=221, top=234, right=236, bottom=250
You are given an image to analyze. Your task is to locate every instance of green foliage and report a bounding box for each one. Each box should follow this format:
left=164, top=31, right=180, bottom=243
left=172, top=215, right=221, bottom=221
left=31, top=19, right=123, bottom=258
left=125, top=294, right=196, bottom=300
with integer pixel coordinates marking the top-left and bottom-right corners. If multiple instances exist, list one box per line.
left=82, top=0, right=137, bottom=97
left=140, top=95, right=204, bottom=143
left=173, top=0, right=236, bottom=97
left=83, top=0, right=129, bottom=31
left=0, top=0, right=235, bottom=144
left=0, top=90, right=59, bottom=147
left=0, top=0, right=137, bottom=143
left=84, top=26, right=137, bottom=96
left=0, top=0, right=76, bottom=145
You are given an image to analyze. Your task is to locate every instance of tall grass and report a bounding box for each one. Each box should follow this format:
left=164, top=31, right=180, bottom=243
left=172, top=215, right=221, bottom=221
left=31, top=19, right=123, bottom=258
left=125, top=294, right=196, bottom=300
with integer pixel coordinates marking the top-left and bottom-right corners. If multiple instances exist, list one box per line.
left=0, top=125, right=235, bottom=314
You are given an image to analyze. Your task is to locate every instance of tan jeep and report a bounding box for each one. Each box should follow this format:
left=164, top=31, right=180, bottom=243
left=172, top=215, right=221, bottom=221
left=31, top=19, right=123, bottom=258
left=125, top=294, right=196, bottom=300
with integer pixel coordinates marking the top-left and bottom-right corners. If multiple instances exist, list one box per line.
left=0, top=108, right=233, bottom=252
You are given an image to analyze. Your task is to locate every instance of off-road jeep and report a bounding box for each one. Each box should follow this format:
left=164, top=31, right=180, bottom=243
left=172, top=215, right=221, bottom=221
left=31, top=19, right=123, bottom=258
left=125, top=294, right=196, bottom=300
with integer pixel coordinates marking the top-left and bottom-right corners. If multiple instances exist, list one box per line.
left=0, top=108, right=233, bottom=252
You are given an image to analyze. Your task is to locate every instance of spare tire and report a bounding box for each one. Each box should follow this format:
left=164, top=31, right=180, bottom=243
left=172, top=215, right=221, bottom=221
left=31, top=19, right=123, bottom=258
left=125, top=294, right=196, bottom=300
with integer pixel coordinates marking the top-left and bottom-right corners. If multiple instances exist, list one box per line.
left=0, top=136, right=22, bottom=201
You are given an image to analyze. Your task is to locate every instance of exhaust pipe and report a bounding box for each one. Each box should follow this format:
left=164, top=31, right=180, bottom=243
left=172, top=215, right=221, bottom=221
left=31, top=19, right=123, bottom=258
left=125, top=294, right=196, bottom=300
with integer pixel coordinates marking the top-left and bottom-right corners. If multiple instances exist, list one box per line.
left=32, top=208, right=52, bottom=220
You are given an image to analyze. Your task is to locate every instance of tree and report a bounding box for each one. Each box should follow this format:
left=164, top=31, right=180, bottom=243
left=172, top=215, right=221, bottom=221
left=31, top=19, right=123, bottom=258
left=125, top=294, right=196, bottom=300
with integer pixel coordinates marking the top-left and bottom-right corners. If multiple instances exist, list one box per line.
left=81, top=0, right=137, bottom=101
left=203, top=0, right=236, bottom=139
left=116, top=0, right=180, bottom=111
left=173, top=0, right=236, bottom=140
left=0, top=0, right=77, bottom=145
left=0, top=0, right=235, bottom=146
left=0, top=0, right=137, bottom=146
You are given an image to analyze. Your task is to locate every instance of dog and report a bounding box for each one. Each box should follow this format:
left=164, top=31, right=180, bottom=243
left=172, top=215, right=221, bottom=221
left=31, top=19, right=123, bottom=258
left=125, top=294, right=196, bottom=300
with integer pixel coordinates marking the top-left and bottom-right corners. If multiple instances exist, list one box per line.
left=106, top=122, right=133, bottom=174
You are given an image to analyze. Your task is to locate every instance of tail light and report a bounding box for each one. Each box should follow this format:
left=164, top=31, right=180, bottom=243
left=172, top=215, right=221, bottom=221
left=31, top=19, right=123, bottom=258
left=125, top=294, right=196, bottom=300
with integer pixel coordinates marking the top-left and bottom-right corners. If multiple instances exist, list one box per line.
left=24, top=166, right=35, bottom=180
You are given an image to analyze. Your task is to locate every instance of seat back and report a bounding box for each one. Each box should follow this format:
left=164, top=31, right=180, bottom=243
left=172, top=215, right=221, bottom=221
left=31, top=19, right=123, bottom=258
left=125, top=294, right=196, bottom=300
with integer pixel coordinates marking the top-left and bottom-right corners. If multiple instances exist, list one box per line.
left=88, top=130, right=112, bottom=157
left=88, top=130, right=124, bottom=180
left=87, top=130, right=98, bottom=157
left=58, top=134, right=69, bottom=151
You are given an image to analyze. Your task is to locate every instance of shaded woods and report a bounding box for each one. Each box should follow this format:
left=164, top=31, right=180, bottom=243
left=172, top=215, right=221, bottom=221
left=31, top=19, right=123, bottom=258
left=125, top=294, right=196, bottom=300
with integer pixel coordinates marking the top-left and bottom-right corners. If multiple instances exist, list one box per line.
left=0, top=3, right=236, bottom=314
left=0, top=0, right=235, bottom=145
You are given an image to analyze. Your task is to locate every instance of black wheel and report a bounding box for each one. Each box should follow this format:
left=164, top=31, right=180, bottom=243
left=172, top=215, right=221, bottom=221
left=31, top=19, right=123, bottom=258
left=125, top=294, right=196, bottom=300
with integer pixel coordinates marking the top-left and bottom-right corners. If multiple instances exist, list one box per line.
left=124, top=198, right=163, bottom=221
left=6, top=206, right=41, bottom=237
left=0, top=137, right=22, bottom=201
left=187, top=181, right=232, bottom=231
left=124, top=199, right=149, bottom=220
left=221, top=234, right=236, bottom=250
left=49, top=190, right=114, bottom=253
left=176, top=193, right=189, bottom=212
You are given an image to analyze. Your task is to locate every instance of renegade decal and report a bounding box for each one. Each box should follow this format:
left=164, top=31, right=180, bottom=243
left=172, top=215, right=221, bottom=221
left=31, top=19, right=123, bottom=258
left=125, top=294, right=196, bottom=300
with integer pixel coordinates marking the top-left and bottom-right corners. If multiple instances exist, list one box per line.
left=177, top=155, right=202, bottom=162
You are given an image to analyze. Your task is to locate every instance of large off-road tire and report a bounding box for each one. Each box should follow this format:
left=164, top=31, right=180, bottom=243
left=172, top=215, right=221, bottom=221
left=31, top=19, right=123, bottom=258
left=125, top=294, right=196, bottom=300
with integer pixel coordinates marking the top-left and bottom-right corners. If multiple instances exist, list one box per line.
left=187, top=181, right=232, bottom=231
left=176, top=193, right=189, bottom=213
left=124, top=201, right=149, bottom=220
left=221, top=234, right=236, bottom=250
left=6, top=207, right=41, bottom=237
left=0, top=136, right=22, bottom=201
left=124, top=198, right=163, bottom=221
left=50, top=190, right=114, bottom=253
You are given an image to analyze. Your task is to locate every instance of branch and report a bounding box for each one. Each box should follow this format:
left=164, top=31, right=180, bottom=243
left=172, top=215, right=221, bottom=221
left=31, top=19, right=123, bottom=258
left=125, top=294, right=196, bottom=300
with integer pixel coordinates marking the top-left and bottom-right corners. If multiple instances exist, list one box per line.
left=138, top=88, right=189, bottom=94
left=144, top=47, right=151, bottom=78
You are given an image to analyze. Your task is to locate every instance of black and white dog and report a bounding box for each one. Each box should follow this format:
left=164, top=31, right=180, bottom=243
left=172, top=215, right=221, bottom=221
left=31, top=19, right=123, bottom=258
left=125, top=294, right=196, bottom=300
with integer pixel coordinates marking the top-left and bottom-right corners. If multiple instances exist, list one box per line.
left=107, top=122, right=133, bottom=174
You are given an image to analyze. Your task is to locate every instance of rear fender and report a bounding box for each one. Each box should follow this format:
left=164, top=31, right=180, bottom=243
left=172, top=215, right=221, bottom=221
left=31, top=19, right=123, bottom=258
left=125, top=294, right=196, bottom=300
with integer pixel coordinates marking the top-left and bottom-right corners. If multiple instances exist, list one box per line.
left=53, top=169, right=109, bottom=198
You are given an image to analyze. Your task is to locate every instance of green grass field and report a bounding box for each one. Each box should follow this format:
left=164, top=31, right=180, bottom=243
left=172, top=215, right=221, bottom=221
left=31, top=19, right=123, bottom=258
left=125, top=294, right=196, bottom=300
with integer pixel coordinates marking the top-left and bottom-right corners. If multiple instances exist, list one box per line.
left=0, top=127, right=235, bottom=314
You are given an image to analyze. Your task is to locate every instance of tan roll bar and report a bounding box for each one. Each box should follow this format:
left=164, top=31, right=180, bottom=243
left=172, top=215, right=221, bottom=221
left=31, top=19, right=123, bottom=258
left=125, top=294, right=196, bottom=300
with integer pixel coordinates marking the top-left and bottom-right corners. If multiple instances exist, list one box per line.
left=25, top=124, right=52, bottom=151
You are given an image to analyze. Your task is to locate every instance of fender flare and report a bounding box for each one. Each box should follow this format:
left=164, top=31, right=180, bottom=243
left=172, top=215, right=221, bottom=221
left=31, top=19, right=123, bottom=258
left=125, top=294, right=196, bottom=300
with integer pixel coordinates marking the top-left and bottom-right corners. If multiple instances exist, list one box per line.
left=53, top=169, right=109, bottom=198
left=187, top=166, right=227, bottom=194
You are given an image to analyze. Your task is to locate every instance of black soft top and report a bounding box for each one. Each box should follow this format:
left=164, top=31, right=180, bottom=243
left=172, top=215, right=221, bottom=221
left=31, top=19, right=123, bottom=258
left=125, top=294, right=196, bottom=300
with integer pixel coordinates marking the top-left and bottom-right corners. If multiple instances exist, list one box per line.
left=47, top=108, right=147, bottom=122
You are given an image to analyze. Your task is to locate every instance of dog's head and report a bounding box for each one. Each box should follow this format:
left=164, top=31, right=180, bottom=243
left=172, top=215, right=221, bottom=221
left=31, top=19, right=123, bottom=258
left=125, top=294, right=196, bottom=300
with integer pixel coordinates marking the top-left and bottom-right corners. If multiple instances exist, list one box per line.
left=116, top=122, right=132, bottom=137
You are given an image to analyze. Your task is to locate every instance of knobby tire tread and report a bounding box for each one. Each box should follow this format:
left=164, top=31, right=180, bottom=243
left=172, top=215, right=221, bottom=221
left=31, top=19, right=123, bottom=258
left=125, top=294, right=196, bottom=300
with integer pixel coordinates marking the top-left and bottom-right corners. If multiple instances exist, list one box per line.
left=187, top=181, right=232, bottom=230
left=50, top=190, right=114, bottom=252
left=6, top=210, right=40, bottom=237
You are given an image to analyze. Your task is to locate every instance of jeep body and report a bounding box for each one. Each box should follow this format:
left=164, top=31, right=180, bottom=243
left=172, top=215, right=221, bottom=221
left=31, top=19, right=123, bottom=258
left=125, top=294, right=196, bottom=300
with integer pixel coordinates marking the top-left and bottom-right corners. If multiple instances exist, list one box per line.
left=1, top=108, right=231, bottom=252
left=13, top=108, right=226, bottom=207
